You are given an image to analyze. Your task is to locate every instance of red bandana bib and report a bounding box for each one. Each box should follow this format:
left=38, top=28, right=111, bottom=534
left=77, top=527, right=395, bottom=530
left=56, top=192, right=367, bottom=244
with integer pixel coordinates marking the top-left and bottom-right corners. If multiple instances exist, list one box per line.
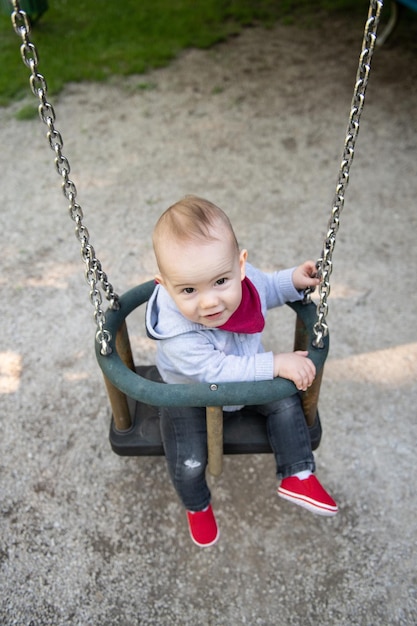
left=219, top=277, right=265, bottom=334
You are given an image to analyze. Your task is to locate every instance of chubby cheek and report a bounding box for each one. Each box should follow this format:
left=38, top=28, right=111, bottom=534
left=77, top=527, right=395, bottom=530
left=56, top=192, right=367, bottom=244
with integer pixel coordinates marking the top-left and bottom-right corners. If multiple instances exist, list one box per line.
left=176, top=299, right=196, bottom=321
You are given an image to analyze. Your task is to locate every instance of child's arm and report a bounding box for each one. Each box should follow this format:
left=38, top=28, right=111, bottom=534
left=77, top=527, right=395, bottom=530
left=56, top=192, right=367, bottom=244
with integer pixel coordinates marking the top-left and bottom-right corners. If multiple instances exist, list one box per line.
left=273, top=351, right=316, bottom=391
left=258, top=260, right=319, bottom=309
left=157, top=332, right=276, bottom=385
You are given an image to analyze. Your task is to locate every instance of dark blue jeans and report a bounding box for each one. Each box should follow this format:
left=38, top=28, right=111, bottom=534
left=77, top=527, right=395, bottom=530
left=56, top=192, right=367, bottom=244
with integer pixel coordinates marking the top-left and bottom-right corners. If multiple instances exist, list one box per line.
left=159, top=393, right=315, bottom=511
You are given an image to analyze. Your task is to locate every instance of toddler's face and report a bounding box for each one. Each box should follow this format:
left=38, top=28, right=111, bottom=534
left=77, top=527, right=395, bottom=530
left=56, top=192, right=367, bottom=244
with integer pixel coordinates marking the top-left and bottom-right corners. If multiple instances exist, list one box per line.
left=156, top=233, right=247, bottom=328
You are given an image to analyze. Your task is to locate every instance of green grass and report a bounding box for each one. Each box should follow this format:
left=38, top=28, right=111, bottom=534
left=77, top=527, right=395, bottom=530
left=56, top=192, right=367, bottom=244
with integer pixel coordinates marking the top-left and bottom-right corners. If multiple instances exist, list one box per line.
left=0, top=0, right=387, bottom=107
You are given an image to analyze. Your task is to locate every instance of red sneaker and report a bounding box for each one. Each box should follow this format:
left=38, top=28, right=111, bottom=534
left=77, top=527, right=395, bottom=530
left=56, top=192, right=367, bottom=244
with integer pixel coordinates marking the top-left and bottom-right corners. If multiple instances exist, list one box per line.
left=186, top=504, right=220, bottom=547
left=278, top=475, right=338, bottom=516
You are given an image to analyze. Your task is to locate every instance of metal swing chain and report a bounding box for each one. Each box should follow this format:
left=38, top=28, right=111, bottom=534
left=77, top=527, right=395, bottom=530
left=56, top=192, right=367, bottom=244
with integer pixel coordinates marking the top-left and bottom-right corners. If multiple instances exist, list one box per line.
left=309, top=0, right=383, bottom=348
left=10, top=1, right=382, bottom=353
left=10, top=0, right=119, bottom=356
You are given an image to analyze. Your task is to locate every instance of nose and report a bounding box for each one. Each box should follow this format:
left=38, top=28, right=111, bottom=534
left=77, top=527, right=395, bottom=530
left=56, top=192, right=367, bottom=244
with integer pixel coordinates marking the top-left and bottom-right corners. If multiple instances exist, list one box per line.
left=199, top=289, right=219, bottom=310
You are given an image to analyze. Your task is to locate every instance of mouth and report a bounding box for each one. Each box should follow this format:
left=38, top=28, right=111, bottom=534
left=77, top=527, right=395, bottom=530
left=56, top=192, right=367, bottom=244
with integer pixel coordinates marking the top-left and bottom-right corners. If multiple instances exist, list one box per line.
left=203, top=311, right=224, bottom=321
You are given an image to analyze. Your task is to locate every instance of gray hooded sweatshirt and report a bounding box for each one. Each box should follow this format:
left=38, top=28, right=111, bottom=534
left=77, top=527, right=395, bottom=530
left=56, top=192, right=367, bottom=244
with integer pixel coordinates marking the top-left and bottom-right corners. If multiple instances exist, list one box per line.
left=146, top=263, right=304, bottom=409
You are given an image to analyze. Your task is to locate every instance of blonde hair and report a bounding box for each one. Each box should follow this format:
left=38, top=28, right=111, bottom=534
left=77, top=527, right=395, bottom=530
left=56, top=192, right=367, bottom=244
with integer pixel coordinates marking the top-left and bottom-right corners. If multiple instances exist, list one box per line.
left=153, top=196, right=238, bottom=269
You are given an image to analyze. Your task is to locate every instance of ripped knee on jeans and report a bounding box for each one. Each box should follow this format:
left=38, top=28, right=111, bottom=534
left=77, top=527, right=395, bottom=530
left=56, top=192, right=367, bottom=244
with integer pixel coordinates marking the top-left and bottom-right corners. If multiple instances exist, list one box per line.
left=184, top=456, right=203, bottom=472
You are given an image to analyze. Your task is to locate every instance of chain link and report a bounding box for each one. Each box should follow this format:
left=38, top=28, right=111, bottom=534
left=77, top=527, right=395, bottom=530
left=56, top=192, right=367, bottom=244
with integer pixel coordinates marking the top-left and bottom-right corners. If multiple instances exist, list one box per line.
left=11, top=0, right=119, bottom=356
left=307, top=0, right=383, bottom=347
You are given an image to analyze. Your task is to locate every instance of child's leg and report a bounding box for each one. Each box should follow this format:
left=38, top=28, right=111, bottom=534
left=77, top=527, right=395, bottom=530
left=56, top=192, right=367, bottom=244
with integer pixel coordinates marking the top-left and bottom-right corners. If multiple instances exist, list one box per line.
left=256, top=394, right=338, bottom=516
left=159, top=405, right=220, bottom=546
left=159, top=405, right=210, bottom=511
left=258, top=394, right=315, bottom=479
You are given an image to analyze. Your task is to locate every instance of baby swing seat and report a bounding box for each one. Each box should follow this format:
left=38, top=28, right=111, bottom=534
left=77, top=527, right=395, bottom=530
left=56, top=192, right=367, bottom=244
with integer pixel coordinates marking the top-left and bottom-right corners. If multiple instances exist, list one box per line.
left=97, top=280, right=328, bottom=465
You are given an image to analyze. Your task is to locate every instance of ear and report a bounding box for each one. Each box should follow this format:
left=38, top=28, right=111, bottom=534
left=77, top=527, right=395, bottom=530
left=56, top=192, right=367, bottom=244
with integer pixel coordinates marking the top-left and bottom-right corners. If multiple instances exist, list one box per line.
left=155, top=273, right=165, bottom=286
left=239, top=249, right=248, bottom=280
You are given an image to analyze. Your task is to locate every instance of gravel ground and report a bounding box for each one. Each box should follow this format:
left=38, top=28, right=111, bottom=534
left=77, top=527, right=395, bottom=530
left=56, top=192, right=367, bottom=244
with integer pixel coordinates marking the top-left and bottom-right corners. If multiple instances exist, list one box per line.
left=1, top=9, right=417, bottom=626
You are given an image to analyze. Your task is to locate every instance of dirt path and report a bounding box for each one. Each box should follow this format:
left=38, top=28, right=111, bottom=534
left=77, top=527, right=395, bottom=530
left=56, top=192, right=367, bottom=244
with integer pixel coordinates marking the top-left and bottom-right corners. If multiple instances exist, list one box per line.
left=1, top=13, right=417, bottom=625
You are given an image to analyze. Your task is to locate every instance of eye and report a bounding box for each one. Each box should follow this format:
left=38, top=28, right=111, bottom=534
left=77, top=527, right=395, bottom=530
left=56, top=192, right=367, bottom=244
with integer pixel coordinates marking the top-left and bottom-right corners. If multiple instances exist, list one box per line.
left=183, top=287, right=195, bottom=294
left=215, top=278, right=227, bottom=286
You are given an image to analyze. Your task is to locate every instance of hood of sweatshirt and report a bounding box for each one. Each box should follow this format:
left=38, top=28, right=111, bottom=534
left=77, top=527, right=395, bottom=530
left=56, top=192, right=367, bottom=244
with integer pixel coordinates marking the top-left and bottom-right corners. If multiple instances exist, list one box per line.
left=146, top=282, right=204, bottom=340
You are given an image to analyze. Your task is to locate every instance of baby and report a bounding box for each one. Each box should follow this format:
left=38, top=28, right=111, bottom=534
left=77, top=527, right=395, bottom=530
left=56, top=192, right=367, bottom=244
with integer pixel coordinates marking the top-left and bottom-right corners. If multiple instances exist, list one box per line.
left=146, top=196, right=337, bottom=547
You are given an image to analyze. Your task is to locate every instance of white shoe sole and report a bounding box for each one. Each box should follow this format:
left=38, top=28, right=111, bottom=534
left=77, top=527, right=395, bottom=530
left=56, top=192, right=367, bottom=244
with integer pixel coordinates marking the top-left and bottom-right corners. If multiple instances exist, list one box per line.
left=278, top=488, right=338, bottom=517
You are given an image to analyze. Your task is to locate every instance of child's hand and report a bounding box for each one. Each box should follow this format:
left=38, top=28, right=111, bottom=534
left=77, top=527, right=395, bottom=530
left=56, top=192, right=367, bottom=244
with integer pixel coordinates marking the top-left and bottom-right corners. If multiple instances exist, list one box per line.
left=292, top=260, right=320, bottom=291
left=273, top=351, right=316, bottom=391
